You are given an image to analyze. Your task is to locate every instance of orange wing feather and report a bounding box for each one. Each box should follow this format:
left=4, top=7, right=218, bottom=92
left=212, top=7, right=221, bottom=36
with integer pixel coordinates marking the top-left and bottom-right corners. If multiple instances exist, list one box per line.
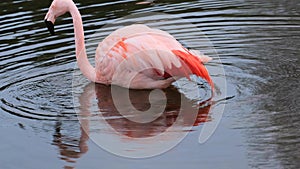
left=172, top=50, right=214, bottom=89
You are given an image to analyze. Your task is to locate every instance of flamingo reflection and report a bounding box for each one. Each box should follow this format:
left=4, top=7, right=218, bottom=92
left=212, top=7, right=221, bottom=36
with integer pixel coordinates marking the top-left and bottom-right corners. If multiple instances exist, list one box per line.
left=92, top=83, right=212, bottom=138
left=53, top=83, right=211, bottom=167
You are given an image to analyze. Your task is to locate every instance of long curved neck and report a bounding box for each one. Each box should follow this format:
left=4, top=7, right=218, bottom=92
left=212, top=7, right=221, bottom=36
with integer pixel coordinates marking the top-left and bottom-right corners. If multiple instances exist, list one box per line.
left=69, top=2, right=96, bottom=82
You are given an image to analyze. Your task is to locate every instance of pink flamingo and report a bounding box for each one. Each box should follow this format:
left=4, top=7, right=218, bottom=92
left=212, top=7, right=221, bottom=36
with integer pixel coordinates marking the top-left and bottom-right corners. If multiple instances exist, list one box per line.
left=45, top=0, right=213, bottom=89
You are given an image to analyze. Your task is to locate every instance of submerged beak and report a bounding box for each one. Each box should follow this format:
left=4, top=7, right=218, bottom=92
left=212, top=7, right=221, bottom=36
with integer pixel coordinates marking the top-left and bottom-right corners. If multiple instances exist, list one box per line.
left=45, top=20, right=55, bottom=35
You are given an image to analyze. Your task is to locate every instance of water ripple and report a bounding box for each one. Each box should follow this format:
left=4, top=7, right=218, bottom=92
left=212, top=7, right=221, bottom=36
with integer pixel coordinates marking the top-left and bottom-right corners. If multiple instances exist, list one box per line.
left=0, top=0, right=299, bottom=168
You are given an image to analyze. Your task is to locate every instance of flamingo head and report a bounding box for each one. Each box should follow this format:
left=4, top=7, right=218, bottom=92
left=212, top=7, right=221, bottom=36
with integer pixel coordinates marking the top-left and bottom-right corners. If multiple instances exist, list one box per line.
left=44, top=0, right=71, bottom=35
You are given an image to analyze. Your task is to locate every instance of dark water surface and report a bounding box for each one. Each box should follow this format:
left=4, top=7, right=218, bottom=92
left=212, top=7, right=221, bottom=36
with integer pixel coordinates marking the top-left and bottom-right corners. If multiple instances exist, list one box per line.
left=0, top=0, right=299, bottom=169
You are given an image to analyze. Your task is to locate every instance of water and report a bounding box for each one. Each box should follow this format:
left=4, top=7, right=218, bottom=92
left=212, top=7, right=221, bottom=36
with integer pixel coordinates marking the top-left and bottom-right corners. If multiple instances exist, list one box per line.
left=0, top=0, right=299, bottom=168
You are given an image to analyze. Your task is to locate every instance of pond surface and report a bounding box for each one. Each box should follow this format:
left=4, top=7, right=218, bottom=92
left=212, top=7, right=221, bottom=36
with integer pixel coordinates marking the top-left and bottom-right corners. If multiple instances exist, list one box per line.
left=0, top=0, right=299, bottom=168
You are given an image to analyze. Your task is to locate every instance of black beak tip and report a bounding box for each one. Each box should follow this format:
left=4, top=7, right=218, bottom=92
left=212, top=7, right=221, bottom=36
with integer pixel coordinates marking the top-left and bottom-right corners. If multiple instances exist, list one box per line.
left=44, top=20, right=55, bottom=36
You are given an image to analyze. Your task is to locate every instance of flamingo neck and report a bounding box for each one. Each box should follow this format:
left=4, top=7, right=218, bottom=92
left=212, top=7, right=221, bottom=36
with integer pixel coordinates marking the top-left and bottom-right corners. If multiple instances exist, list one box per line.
left=69, top=2, right=96, bottom=82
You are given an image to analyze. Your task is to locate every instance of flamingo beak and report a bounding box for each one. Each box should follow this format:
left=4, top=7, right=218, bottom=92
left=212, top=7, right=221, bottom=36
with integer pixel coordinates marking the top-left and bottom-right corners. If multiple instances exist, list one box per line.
left=45, top=20, right=55, bottom=35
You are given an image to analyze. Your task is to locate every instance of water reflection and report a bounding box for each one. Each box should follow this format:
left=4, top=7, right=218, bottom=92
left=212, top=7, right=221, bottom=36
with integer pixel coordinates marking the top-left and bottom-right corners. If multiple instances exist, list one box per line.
left=92, top=83, right=211, bottom=138
left=52, top=121, right=88, bottom=166
left=54, top=82, right=211, bottom=166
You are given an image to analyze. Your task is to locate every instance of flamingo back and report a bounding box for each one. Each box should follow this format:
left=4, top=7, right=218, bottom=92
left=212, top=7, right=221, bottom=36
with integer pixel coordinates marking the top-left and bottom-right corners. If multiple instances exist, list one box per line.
left=95, top=24, right=213, bottom=88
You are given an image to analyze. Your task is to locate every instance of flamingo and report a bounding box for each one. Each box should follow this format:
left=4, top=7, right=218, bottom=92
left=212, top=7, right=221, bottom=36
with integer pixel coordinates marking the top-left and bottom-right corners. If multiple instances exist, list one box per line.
left=44, top=0, right=214, bottom=89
